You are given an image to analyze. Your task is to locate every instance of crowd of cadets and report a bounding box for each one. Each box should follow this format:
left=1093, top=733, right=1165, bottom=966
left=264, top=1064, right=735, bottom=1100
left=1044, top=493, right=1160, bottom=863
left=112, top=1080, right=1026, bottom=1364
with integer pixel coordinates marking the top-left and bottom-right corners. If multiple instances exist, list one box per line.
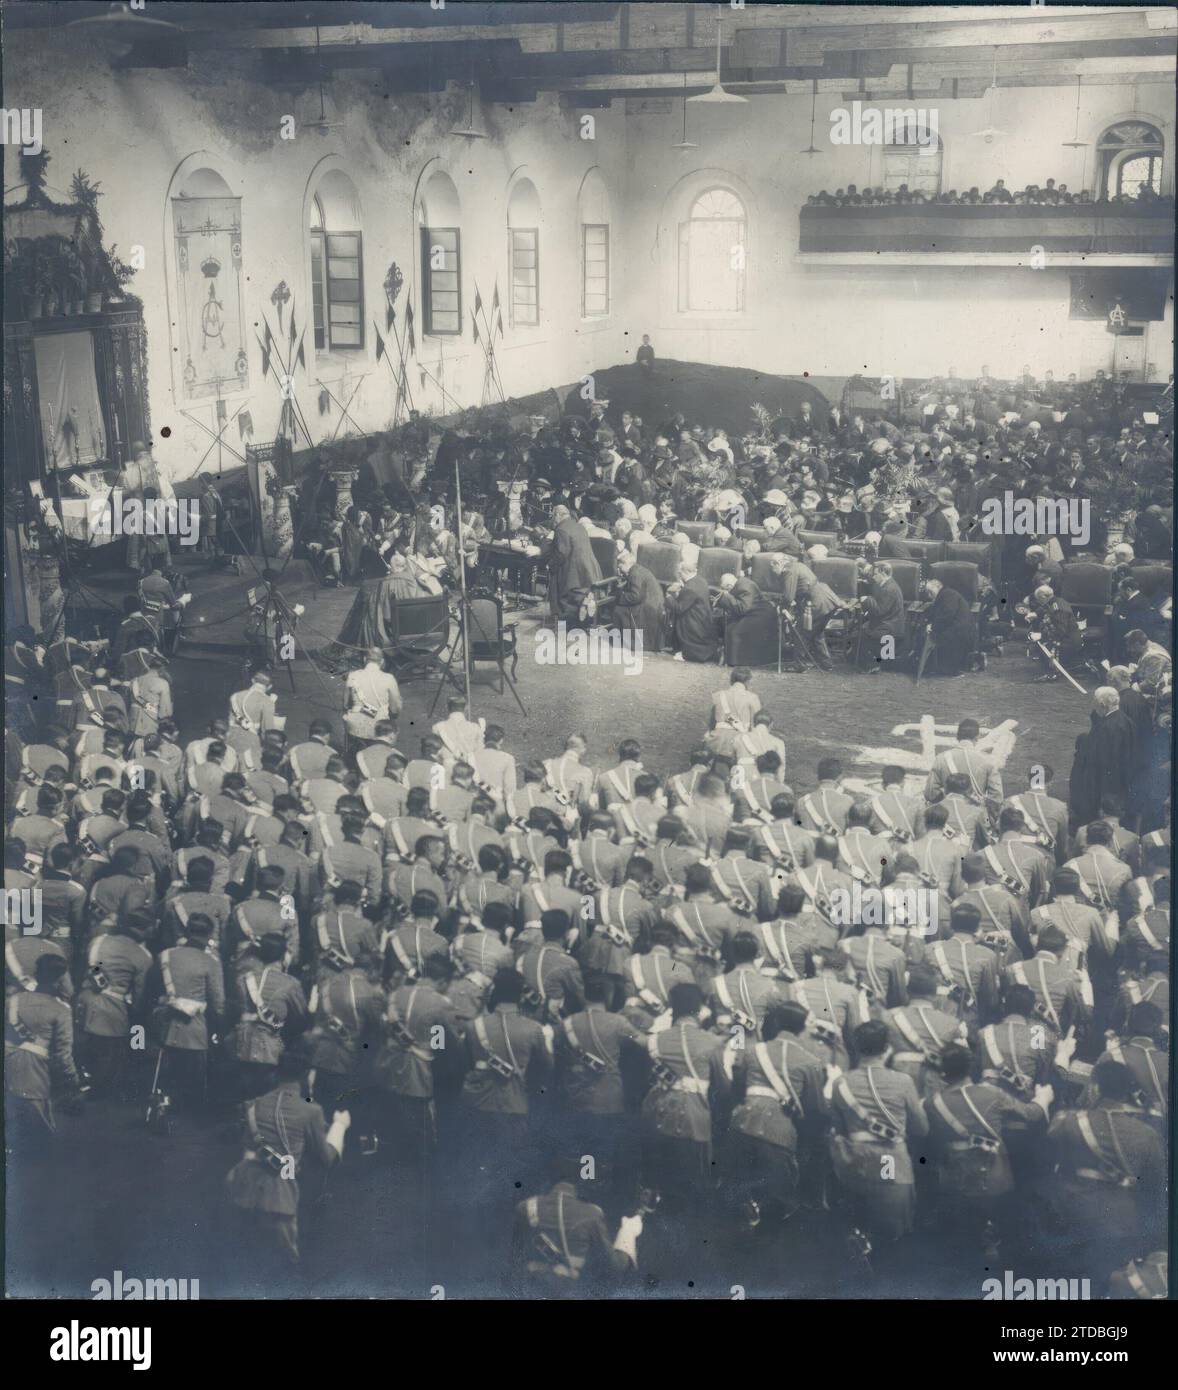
left=4, top=619, right=1169, bottom=1293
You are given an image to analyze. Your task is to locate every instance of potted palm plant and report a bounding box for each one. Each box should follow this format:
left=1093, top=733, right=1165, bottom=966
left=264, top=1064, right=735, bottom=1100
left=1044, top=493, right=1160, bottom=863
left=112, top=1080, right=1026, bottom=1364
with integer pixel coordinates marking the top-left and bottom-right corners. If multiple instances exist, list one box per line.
left=104, top=245, right=136, bottom=305
left=71, top=171, right=106, bottom=310
left=30, top=244, right=54, bottom=319
left=62, top=244, right=87, bottom=315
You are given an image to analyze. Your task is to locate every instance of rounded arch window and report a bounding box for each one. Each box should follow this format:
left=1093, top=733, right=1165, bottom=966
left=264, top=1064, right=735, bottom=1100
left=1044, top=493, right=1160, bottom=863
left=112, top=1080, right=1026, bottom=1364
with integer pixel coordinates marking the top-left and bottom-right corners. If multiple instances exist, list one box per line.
left=507, top=178, right=541, bottom=327
left=308, top=169, right=363, bottom=351
left=578, top=169, right=611, bottom=318
left=678, top=187, right=747, bottom=313
left=419, top=171, right=461, bottom=336
left=1099, top=121, right=1164, bottom=200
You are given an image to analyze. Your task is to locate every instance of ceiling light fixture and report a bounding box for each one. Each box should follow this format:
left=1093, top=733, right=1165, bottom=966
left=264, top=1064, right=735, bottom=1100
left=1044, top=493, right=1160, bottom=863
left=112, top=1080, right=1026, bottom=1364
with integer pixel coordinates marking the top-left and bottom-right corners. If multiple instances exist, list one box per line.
left=969, top=48, right=1006, bottom=142
left=450, top=80, right=488, bottom=139
left=672, top=74, right=699, bottom=148
left=1061, top=74, right=1089, bottom=148
left=687, top=7, right=747, bottom=105
left=800, top=80, right=820, bottom=154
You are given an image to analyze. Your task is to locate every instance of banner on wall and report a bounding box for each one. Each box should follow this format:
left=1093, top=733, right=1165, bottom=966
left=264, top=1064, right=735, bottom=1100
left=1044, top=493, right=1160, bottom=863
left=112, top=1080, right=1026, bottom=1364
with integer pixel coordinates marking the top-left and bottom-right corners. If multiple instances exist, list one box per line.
left=1068, top=268, right=1169, bottom=322
left=172, top=195, right=249, bottom=401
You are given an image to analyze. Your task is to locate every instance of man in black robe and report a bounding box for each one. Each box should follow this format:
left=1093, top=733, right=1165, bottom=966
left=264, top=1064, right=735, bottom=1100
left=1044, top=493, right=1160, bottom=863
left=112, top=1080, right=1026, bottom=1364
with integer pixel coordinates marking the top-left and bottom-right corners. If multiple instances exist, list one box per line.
left=1082, top=687, right=1135, bottom=817
left=857, top=562, right=906, bottom=671
left=666, top=561, right=719, bottom=663
left=923, top=577, right=974, bottom=676
left=612, top=552, right=665, bottom=652
left=545, top=506, right=602, bottom=624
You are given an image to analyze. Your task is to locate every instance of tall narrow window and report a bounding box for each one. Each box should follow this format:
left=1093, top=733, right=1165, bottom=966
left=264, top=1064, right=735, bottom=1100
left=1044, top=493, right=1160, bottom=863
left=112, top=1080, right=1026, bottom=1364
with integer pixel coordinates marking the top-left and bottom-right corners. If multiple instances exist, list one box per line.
left=678, top=187, right=746, bottom=314
left=421, top=227, right=461, bottom=335
left=578, top=169, right=612, bottom=321
left=510, top=228, right=539, bottom=326
left=881, top=129, right=942, bottom=198
left=307, top=171, right=364, bottom=351
left=582, top=224, right=609, bottom=318
left=506, top=178, right=542, bottom=328
left=310, top=197, right=326, bottom=350
left=418, top=171, right=462, bottom=337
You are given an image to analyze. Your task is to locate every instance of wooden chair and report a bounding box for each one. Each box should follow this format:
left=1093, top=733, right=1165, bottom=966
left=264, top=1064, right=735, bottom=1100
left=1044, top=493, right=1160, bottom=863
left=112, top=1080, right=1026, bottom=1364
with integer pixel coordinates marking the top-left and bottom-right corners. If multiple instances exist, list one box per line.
left=813, top=556, right=859, bottom=601
left=1060, top=561, right=1114, bottom=658
left=887, top=558, right=923, bottom=603
left=899, top=538, right=947, bottom=567
left=696, top=547, right=743, bottom=589
left=929, top=560, right=980, bottom=604
left=464, top=595, right=526, bottom=713
left=637, top=542, right=684, bottom=587
left=679, top=520, right=717, bottom=547
left=386, top=596, right=452, bottom=682
left=798, top=530, right=844, bottom=553
left=590, top=534, right=618, bottom=581
left=944, top=539, right=996, bottom=578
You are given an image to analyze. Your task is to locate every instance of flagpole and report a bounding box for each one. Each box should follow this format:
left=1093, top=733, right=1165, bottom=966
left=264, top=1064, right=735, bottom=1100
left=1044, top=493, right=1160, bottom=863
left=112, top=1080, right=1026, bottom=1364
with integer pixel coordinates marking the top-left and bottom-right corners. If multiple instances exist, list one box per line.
left=453, top=457, right=473, bottom=719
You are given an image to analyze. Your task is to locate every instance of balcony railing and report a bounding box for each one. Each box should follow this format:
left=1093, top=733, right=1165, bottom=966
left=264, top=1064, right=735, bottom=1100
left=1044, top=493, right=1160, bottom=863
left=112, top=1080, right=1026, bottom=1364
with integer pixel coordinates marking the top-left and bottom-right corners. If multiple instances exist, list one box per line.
left=798, top=203, right=1174, bottom=256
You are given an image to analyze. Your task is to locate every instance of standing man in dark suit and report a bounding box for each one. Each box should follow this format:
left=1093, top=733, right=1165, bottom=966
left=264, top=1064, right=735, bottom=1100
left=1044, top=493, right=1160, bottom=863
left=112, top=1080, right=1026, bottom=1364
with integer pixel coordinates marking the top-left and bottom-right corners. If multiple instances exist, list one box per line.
left=546, top=505, right=603, bottom=624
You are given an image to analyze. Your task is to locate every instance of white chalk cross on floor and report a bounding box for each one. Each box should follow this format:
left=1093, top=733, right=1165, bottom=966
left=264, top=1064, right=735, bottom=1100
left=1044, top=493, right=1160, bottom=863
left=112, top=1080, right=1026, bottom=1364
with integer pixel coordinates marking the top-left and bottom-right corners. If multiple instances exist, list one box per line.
left=841, top=716, right=1018, bottom=798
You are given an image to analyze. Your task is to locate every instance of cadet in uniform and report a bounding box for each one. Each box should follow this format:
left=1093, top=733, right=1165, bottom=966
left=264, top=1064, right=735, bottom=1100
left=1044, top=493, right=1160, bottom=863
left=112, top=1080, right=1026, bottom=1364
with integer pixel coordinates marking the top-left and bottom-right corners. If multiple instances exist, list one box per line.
left=640, top=983, right=730, bottom=1206
left=924, top=1043, right=1051, bottom=1262
left=5, top=955, right=83, bottom=1144
left=828, top=1020, right=929, bottom=1264
left=225, top=1042, right=349, bottom=1267
left=149, top=913, right=225, bottom=1111
left=726, top=1001, right=827, bottom=1226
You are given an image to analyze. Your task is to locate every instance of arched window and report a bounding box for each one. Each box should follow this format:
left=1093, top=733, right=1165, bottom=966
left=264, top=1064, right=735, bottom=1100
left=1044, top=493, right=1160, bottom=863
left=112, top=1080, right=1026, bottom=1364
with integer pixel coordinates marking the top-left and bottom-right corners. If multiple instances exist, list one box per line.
left=678, top=187, right=746, bottom=314
left=507, top=178, right=541, bottom=327
left=419, top=171, right=461, bottom=336
left=881, top=127, right=942, bottom=198
left=1099, top=121, right=1164, bottom=200
left=578, top=169, right=611, bottom=319
left=308, top=170, right=364, bottom=351
left=170, top=166, right=247, bottom=400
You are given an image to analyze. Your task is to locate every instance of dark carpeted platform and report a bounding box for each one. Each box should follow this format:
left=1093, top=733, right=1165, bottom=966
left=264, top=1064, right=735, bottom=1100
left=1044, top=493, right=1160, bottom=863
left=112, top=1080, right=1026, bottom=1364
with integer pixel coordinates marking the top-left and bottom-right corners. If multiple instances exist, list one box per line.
left=562, top=360, right=833, bottom=437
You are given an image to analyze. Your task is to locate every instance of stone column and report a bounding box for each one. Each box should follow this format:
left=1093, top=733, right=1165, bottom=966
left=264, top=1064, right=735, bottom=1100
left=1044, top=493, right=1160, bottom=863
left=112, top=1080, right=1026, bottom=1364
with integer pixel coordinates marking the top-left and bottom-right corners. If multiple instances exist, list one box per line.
left=332, top=467, right=359, bottom=521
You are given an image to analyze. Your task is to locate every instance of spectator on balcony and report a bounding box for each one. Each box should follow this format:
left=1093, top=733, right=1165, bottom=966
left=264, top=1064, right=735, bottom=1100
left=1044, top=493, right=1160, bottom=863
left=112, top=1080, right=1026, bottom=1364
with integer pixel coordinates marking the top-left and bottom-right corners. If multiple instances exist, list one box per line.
left=985, top=178, right=1013, bottom=203
left=961, top=186, right=982, bottom=205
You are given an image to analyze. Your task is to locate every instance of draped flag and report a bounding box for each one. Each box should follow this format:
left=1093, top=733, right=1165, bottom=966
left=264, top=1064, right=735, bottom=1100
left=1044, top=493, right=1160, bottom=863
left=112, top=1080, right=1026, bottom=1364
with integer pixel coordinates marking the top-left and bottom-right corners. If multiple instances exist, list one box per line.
left=374, top=327, right=386, bottom=362
left=289, top=310, right=298, bottom=346
left=491, top=282, right=500, bottom=312
left=496, top=310, right=504, bottom=339
left=474, top=287, right=484, bottom=316
left=472, top=314, right=480, bottom=343
left=295, top=336, right=306, bottom=370
left=405, top=302, right=415, bottom=354
left=386, top=301, right=396, bottom=331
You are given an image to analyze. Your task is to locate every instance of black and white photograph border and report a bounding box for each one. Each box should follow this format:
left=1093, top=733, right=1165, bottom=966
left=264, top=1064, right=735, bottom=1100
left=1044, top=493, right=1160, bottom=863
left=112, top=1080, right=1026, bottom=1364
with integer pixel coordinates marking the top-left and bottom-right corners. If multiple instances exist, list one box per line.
left=2, top=1, right=1173, bottom=1314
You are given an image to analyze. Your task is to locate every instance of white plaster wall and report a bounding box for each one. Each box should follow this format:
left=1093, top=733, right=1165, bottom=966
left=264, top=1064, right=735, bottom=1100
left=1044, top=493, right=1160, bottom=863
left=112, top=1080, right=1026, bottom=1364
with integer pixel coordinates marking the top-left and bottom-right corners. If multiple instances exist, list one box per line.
left=3, top=34, right=630, bottom=483
left=618, top=82, right=1175, bottom=382
left=3, top=30, right=1173, bottom=483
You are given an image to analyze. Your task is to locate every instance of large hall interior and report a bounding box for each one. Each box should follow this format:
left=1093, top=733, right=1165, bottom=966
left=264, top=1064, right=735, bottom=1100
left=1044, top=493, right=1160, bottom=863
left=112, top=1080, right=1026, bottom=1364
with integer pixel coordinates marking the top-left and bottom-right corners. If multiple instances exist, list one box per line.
left=3, top=2, right=1174, bottom=1302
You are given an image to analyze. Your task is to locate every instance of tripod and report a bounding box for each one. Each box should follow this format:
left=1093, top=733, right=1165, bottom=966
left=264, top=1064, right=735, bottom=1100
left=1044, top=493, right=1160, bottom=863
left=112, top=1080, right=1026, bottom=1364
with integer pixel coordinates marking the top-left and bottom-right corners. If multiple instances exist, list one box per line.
left=771, top=597, right=818, bottom=673
left=427, top=458, right=527, bottom=718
